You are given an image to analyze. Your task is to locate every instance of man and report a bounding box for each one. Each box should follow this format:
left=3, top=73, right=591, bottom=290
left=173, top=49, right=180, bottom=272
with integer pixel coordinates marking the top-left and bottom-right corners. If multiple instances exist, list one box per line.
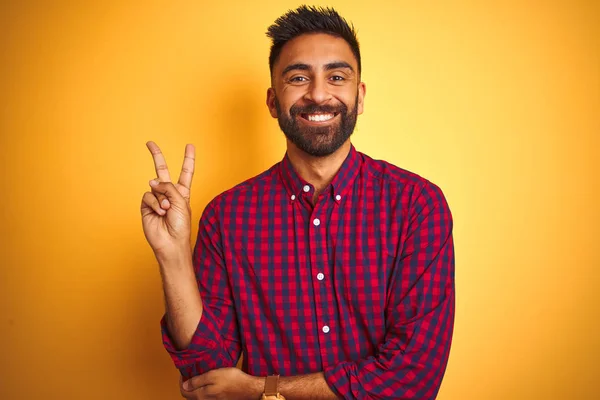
left=141, top=5, right=454, bottom=399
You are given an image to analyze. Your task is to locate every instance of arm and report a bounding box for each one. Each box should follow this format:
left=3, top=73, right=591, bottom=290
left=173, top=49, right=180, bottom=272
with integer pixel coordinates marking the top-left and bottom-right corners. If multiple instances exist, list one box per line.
left=278, top=373, right=338, bottom=399
left=158, top=242, right=202, bottom=351
left=181, top=370, right=338, bottom=400
left=141, top=141, right=240, bottom=380
left=161, top=198, right=242, bottom=379
left=322, top=181, right=455, bottom=399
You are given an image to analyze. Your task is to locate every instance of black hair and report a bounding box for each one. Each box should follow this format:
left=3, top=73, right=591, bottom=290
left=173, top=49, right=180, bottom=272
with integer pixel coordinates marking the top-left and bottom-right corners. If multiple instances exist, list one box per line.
left=266, top=5, right=361, bottom=77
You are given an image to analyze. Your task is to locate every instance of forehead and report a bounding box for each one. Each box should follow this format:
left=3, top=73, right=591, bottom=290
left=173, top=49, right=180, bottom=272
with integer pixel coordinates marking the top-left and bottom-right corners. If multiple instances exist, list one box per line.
left=275, top=33, right=358, bottom=72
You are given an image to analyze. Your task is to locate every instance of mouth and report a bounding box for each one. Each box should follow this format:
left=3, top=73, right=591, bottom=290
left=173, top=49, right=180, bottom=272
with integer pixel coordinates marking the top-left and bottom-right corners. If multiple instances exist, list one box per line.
left=298, top=112, right=340, bottom=125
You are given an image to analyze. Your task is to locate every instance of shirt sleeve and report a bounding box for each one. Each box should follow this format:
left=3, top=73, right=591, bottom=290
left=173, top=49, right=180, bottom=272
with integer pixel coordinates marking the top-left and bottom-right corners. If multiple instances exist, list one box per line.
left=324, top=181, right=455, bottom=399
left=160, top=197, right=241, bottom=380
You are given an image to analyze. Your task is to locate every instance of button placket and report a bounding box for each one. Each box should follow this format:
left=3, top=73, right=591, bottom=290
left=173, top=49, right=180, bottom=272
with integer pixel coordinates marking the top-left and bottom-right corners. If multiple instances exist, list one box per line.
left=308, top=199, right=333, bottom=352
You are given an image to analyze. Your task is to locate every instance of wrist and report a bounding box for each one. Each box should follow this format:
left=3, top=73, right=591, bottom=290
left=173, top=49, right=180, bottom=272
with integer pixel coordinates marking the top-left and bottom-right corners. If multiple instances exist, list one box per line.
left=262, top=374, right=285, bottom=400
left=155, top=244, right=192, bottom=268
left=246, top=375, right=264, bottom=400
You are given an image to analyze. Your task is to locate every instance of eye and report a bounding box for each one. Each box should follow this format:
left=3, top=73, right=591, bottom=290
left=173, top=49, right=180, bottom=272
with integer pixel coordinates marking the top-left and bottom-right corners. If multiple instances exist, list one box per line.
left=289, top=76, right=308, bottom=83
left=329, top=75, right=346, bottom=84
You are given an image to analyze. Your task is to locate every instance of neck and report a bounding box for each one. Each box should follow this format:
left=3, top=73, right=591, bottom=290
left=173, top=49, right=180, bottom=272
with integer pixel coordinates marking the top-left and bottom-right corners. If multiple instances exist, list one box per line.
left=286, top=140, right=351, bottom=199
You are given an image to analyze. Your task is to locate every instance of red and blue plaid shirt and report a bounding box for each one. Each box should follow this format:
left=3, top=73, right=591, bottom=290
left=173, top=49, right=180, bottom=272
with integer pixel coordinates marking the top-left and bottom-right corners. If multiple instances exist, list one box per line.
left=162, top=145, right=455, bottom=399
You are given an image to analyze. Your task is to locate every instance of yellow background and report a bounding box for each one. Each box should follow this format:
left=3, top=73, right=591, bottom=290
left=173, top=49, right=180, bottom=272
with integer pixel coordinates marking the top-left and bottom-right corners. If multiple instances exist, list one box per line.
left=1, top=0, right=598, bottom=399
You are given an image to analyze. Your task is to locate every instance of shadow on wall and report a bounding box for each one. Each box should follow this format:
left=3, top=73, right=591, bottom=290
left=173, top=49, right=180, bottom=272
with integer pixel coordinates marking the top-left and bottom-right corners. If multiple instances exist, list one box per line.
left=125, top=76, right=266, bottom=398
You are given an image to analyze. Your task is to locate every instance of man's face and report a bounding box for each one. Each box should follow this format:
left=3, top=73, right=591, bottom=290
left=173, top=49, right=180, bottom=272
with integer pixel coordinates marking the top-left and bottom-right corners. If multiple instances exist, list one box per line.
left=267, top=33, right=366, bottom=157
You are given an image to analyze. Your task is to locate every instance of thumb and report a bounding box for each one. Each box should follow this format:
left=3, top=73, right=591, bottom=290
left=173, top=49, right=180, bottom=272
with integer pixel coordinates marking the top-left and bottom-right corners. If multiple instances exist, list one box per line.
left=149, top=180, right=185, bottom=206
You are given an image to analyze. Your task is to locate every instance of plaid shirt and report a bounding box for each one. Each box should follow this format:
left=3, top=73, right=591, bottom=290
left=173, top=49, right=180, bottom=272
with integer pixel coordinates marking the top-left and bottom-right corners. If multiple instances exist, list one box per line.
left=162, top=145, right=455, bottom=399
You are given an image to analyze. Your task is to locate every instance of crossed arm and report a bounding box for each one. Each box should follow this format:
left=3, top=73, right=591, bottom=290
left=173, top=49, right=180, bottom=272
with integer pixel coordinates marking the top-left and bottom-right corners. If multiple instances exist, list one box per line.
left=179, top=369, right=337, bottom=400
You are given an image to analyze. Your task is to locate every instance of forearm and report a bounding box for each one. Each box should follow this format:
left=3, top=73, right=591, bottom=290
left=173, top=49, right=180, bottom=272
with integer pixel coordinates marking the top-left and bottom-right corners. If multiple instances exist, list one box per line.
left=157, top=247, right=203, bottom=350
left=277, top=373, right=339, bottom=400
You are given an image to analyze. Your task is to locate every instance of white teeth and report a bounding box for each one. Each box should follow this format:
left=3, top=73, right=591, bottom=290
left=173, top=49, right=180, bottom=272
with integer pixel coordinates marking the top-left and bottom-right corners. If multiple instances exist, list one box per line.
left=307, top=113, right=334, bottom=122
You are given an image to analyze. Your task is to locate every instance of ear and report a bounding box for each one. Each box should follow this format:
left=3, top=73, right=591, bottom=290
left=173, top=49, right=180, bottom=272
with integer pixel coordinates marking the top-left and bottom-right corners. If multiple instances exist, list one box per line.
left=266, top=87, right=278, bottom=118
left=357, top=81, right=366, bottom=115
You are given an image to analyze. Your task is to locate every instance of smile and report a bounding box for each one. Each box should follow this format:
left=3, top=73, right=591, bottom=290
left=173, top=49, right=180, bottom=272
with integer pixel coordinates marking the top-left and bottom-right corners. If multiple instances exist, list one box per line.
left=300, top=112, right=339, bottom=123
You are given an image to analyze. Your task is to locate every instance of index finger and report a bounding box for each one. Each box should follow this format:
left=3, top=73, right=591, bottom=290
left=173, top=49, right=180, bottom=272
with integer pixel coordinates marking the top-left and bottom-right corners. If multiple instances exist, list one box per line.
left=184, top=371, right=212, bottom=391
left=177, top=144, right=195, bottom=190
left=146, top=141, right=172, bottom=182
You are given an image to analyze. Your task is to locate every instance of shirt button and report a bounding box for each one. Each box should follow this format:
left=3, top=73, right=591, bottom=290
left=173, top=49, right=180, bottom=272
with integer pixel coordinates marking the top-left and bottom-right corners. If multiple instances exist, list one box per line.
left=313, top=218, right=321, bottom=226
left=322, top=325, right=330, bottom=333
left=317, top=273, right=324, bottom=281
left=303, top=185, right=310, bottom=193
left=335, top=194, right=341, bottom=201
left=290, top=195, right=296, bottom=201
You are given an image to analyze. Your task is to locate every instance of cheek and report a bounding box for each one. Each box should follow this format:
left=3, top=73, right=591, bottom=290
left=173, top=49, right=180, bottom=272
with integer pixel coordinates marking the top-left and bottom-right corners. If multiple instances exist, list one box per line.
left=280, top=86, right=307, bottom=104
left=330, top=86, right=357, bottom=105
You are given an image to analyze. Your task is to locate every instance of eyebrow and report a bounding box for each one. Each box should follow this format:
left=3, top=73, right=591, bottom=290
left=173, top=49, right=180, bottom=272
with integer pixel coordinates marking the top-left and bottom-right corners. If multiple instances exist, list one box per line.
left=281, top=61, right=355, bottom=76
left=281, top=63, right=310, bottom=76
left=324, top=61, right=354, bottom=72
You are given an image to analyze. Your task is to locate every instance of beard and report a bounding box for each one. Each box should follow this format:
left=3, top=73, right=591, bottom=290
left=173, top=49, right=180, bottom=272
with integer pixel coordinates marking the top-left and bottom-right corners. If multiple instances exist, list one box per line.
left=274, top=95, right=359, bottom=157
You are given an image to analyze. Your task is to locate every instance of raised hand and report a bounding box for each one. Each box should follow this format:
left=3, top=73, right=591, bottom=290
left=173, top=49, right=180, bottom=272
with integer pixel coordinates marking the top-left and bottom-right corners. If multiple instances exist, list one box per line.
left=141, top=141, right=195, bottom=259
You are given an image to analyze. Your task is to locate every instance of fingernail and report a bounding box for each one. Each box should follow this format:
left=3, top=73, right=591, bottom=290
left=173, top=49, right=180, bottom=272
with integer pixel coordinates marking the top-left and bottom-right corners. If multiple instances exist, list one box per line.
left=149, top=179, right=159, bottom=186
left=183, top=380, right=190, bottom=391
left=161, top=199, right=170, bottom=208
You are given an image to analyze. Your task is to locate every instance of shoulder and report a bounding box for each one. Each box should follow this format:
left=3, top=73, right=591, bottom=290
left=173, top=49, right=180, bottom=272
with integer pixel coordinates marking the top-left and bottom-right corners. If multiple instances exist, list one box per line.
left=359, top=151, right=449, bottom=209
left=202, top=162, right=281, bottom=215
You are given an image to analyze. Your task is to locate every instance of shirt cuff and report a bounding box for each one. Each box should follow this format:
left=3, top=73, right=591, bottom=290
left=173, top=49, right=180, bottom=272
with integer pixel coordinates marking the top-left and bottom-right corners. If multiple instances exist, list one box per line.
left=323, top=361, right=355, bottom=399
left=160, top=307, right=223, bottom=370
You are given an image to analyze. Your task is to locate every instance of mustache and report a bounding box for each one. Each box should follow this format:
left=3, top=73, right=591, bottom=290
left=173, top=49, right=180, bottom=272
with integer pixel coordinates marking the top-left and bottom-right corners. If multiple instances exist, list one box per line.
left=289, top=103, right=347, bottom=116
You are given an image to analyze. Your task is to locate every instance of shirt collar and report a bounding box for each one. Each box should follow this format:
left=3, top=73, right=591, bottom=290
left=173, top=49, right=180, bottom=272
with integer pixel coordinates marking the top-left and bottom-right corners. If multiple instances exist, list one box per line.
left=279, top=144, right=362, bottom=202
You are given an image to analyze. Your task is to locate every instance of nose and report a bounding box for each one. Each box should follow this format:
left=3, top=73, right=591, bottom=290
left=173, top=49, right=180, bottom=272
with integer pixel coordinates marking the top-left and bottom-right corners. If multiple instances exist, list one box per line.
left=304, top=78, right=332, bottom=104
